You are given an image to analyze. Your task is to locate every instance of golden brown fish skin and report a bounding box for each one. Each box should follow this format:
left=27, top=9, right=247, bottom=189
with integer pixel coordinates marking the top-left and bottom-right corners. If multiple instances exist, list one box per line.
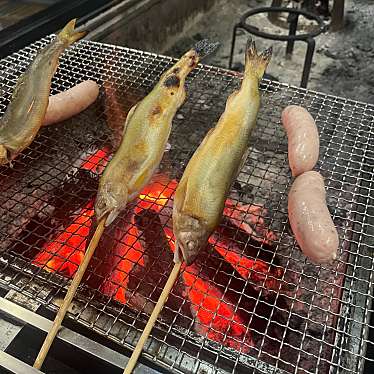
left=0, top=19, right=85, bottom=166
left=173, top=39, right=272, bottom=265
left=95, top=40, right=219, bottom=226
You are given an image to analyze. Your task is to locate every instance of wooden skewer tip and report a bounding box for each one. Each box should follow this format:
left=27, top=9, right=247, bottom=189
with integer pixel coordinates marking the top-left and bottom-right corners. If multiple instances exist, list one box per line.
left=123, top=260, right=182, bottom=374
left=33, top=217, right=106, bottom=370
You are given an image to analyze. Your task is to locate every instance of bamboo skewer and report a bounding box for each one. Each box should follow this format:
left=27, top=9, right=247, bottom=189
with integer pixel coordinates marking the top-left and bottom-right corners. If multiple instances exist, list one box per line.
left=123, top=261, right=182, bottom=374
left=33, top=217, right=107, bottom=370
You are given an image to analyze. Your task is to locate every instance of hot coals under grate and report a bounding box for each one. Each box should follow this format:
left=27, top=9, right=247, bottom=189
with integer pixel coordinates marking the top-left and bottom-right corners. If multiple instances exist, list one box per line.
left=0, top=37, right=374, bottom=374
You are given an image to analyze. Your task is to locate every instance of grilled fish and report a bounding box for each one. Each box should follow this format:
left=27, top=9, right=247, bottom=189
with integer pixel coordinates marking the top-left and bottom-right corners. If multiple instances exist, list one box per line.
left=0, top=19, right=85, bottom=166
left=173, top=39, right=272, bottom=265
left=95, top=40, right=219, bottom=226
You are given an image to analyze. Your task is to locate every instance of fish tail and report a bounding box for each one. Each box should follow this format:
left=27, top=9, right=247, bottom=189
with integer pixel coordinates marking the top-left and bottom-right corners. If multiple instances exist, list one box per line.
left=193, top=39, right=220, bottom=60
left=244, top=38, right=272, bottom=81
left=58, top=19, right=86, bottom=46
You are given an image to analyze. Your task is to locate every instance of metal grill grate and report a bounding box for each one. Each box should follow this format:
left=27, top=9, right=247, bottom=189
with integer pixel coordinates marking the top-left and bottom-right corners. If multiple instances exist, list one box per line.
left=0, top=36, right=373, bottom=374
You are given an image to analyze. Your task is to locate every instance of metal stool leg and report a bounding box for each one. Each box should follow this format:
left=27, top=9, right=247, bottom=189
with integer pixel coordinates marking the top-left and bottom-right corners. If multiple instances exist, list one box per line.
left=229, top=25, right=239, bottom=69
left=301, top=37, right=316, bottom=88
left=268, top=0, right=283, bottom=24
left=330, top=0, right=345, bottom=31
left=286, top=13, right=299, bottom=59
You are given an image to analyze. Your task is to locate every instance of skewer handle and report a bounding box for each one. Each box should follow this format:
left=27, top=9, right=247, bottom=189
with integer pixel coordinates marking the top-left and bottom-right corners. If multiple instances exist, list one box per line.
left=33, top=218, right=106, bottom=369
left=123, top=261, right=182, bottom=374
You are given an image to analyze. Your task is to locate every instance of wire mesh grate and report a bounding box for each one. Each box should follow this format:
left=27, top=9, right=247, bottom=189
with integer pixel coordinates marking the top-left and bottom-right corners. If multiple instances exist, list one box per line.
left=0, top=36, right=373, bottom=374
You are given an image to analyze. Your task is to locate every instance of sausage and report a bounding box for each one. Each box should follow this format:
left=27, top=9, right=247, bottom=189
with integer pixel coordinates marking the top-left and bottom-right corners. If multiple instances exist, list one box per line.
left=43, top=80, right=99, bottom=126
left=281, top=105, right=319, bottom=177
left=288, top=171, right=339, bottom=264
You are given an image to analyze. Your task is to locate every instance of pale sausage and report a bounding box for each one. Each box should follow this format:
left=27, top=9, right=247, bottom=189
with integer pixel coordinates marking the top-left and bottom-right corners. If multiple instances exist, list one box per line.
left=43, top=80, right=99, bottom=126
left=288, top=171, right=339, bottom=264
left=282, top=105, right=319, bottom=177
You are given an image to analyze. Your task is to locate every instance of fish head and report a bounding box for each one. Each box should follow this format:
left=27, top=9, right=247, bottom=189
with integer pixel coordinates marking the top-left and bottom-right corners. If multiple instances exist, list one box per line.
left=95, top=181, right=128, bottom=226
left=173, top=213, right=210, bottom=265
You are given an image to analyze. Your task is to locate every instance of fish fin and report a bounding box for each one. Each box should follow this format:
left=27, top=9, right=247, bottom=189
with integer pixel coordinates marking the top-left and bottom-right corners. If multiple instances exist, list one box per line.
left=10, top=74, right=27, bottom=100
left=122, top=105, right=137, bottom=136
left=106, top=210, right=119, bottom=226
left=234, top=147, right=250, bottom=181
left=193, top=39, right=220, bottom=60
left=132, top=166, right=154, bottom=194
left=173, top=241, right=182, bottom=263
left=174, top=175, right=188, bottom=213
left=58, top=19, right=86, bottom=46
left=244, top=38, right=272, bottom=81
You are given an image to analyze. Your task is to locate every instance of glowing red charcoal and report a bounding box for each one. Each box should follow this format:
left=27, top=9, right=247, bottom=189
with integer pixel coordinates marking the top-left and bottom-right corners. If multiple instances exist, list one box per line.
left=33, top=200, right=94, bottom=276
left=136, top=178, right=177, bottom=213
left=183, top=268, right=254, bottom=351
left=80, top=147, right=111, bottom=175
left=31, top=170, right=276, bottom=354
left=210, top=235, right=283, bottom=292
left=164, top=227, right=253, bottom=352
left=100, top=219, right=145, bottom=304
left=32, top=147, right=111, bottom=276
left=100, top=179, right=177, bottom=303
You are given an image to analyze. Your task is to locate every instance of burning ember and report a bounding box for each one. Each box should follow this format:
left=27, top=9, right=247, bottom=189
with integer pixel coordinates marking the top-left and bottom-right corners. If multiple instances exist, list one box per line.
left=32, top=148, right=280, bottom=352
left=210, top=234, right=283, bottom=292
left=33, top=201, right=94, bottom=276
left=100, top=218, right=145, bottom=304
left=80, top=147, right=111, bottom=176
left=164, top=227, right=254, bottom=351
left=183, top=267, right=254, bottom=351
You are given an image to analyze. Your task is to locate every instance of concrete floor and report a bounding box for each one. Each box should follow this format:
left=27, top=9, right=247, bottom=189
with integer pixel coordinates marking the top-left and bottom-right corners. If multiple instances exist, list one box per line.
left=164, top=0, right=374, bottom=105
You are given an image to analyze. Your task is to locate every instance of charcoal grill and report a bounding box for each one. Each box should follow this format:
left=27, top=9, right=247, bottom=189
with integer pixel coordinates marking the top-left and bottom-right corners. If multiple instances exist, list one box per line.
left=0, top=36, right=373, bottom=374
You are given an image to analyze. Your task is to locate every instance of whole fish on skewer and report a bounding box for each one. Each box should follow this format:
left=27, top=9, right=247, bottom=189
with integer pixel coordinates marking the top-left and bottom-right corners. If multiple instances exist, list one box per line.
left=173, top=39, right=272, bottom=265
left=95, top=39, right=219, bottom=226
left=0, top=19, right=85, bottom=166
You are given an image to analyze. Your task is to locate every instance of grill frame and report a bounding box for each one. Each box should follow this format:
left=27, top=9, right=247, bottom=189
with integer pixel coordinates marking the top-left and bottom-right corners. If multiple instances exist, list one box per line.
left=0, top=36, right=373, bottom=374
